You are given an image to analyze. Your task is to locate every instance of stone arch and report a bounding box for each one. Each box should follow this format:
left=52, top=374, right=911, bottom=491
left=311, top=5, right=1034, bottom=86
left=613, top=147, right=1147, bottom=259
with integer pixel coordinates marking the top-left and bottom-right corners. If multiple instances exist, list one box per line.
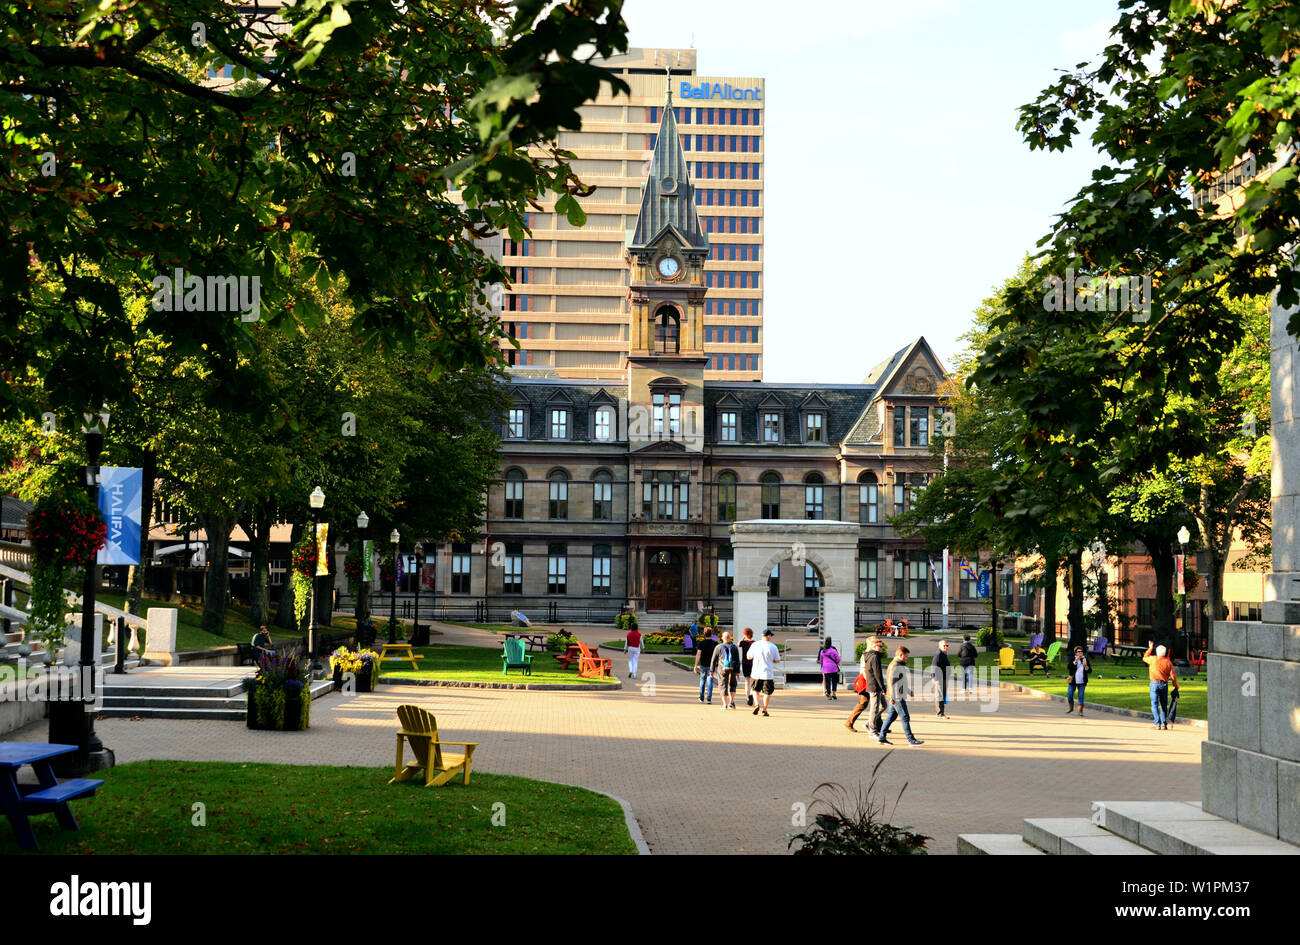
left=754, top=545, right=838, bottom=590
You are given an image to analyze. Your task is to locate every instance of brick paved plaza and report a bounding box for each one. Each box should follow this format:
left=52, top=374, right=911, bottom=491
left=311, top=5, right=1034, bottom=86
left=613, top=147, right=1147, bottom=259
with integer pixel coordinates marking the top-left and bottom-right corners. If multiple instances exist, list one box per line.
left=10, top=625, right=1204, bottom=854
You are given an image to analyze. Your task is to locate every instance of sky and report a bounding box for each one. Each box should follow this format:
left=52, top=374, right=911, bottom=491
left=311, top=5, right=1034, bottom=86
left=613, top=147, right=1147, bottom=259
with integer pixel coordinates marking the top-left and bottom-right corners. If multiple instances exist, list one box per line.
left=617, top=0, right=1122, bottom=382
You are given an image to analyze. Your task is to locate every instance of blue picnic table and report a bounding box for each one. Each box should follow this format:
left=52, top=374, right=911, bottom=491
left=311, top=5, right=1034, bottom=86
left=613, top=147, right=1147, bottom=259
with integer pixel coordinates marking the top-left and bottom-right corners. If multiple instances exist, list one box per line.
left=0, top=743, right=103, bottom=851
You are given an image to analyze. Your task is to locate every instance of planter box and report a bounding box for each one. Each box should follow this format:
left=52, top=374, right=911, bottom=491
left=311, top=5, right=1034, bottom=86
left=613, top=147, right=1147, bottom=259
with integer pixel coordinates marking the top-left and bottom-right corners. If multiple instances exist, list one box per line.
left=245, top=684, right=311, bottom=730
left=332, top=665, right=376, bottom=692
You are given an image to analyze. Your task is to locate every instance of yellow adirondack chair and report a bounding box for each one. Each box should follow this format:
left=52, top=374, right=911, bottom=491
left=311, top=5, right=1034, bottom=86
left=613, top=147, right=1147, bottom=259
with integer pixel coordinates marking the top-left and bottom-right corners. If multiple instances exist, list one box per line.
left=389, top=705, right=478, bottom=787
left=995, top=646, right=1019, bottom=675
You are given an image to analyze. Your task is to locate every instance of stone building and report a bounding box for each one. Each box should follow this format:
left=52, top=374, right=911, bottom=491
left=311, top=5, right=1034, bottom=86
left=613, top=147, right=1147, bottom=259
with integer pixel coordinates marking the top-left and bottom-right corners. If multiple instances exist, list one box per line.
left=416, top=82, right=984, bottom=629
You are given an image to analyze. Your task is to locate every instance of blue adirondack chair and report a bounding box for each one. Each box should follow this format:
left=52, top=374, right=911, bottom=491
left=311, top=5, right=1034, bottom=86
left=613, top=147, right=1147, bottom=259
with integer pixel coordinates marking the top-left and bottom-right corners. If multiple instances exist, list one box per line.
left=502, top=637, right=533, bottom=676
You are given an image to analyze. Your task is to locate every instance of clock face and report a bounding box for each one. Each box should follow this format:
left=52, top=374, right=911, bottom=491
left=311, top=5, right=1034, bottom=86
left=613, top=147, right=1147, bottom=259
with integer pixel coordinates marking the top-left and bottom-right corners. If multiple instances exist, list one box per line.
left=657, top=256, right=681, bottom=278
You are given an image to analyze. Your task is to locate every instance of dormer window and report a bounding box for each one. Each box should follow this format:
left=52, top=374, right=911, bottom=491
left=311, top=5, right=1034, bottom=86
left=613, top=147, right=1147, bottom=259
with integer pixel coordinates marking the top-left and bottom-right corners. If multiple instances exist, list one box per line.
left=507, top=406, right=527, bottom=439
left=804, top=412, right=825, bottom=443
left=719, top=410, right=738, bottom=442
left=550, top=408, right=569, bottom=439
left=593, top=405, right=614, bottom=441
left=762, top=411, right=782, bottom=443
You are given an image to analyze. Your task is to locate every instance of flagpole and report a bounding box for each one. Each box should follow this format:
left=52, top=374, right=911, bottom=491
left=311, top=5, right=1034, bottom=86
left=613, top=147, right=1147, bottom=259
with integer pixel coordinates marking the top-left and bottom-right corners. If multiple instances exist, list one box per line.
left=942, top=548, right=949, bottom=630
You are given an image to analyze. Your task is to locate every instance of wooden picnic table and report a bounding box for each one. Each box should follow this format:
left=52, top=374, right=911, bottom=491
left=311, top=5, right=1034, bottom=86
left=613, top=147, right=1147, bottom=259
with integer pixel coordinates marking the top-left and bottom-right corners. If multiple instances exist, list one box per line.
left=506, top=632, right=547, bottom=653
left=1108, top=643, right=1146, bottom=664
left=554, top=642, right=596, bottom=670
left=0, top=742, right=103, bottom=851
left=379, top=642, right=424, bottom=670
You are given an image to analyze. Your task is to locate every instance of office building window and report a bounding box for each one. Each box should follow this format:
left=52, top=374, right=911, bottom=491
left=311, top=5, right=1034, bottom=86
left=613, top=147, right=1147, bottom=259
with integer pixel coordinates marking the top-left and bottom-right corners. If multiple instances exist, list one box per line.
left=451, top=542, right=472, bottom=594
left=762, top=411, right=781, bottom=443
left=548, top=470, right=568, bottom=519
left=547, top=543, right=567, bottom=594
left=719, top=410, right=738, bottom=441
left=593, top=406, right=613, bottom=440
left=910, top=559, right=930, bottom=600
left=804, top=412, right=824, bottom=443
left=592, top=470, right=613, bottom=520
left=960, top=566, right=978, bottom=600
left=858, top=471, right=879, bottom=524
left=504, top=468, right=525, bottom=519
left=550, top=408, right=569, bottom=439
left=760, top=472, right=781, bottom=518
left=507, top=407, right=526, bottom=439
left=717, top=548, right=734, bottom=597
left=859, top=552, right=878, bottom=599
left=910, top=407, right=930, bottom=447
left=592, top=544, right=611, bottom=594
left=892, top=408, right=905, bottom=446
left=804, top=563, right=822, bottom=598
left=804, top=472, right=824, bottom=520
left=652, top=392, right=682, bottom=436
left=893, top=483, right=905, bottom=517
left=643, top=470, right=688, bottom=521
left=503, top=543, right=523, bottom=594
left=894, top=557, right=906, bottom=599
left=717, top=471, right=737, bottom=522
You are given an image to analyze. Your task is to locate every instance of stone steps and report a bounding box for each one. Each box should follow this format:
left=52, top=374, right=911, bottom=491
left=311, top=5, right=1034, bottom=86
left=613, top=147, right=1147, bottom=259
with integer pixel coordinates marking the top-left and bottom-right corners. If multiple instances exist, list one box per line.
left=97, top=677, right=334, bottom=720
left=959, top=801, right=1299, bottom=855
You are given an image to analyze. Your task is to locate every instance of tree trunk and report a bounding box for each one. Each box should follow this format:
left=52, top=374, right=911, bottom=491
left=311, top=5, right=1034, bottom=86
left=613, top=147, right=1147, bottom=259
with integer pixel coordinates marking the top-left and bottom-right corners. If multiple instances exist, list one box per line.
left=1041, top=554, right=1060, bottom=642
left=275, top=522, right=303, bottom=630
left=199, top=513, right=234, bottom=634
left=124, top=450, right=157, bottom=616
left=1067, top=551, right=1085, bottom=650
left=240, top=505, right=274, bottom=628
left=1149, top=538, right=1177, bottom=655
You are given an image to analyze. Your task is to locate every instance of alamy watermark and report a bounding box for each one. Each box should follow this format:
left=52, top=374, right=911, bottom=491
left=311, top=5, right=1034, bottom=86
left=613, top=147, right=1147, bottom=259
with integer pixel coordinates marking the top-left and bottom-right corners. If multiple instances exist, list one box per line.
left=0, top=661, right=106, bottom=711
left=150, top=268, right=261, bottom=322
left=1042, top=268, right=1152, bottom=322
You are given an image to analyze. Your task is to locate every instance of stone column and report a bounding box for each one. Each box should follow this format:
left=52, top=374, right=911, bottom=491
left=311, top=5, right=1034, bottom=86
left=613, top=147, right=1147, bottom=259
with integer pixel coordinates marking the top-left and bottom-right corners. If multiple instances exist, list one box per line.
left=819, top=589, right=855, bottom=680
left=1202, top=289, right=1300, bottom=845
left=733, top=590, right=767, bottom=638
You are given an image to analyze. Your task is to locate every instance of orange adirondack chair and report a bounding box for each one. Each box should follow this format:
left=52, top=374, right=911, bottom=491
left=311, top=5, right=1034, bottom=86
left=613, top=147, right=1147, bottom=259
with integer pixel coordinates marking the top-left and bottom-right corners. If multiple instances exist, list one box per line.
left=389, top=705, right=478, bottom=787
left=577, top=641, right=612, bottom=679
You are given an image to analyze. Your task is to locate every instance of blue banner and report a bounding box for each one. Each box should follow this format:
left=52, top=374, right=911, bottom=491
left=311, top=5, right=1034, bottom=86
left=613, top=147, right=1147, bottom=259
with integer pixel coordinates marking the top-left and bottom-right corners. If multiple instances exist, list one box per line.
left=97, top=466, right=143, bottom=565
left=977, top=569, right=991, bottom=599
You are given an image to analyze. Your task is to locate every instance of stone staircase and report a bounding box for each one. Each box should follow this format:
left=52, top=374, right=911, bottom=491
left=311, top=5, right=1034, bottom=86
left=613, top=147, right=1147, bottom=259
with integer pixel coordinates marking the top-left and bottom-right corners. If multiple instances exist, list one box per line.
left=98, top=672, right=334, bottom=720
left=958, top=800, right=1300, bottom=855
left=636, top=612, right=697, bottom=632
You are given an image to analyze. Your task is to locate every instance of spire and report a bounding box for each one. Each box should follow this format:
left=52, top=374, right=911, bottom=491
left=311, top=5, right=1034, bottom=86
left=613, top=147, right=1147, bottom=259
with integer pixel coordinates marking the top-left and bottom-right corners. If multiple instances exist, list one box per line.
left=629, top=58, right=708, bottom=253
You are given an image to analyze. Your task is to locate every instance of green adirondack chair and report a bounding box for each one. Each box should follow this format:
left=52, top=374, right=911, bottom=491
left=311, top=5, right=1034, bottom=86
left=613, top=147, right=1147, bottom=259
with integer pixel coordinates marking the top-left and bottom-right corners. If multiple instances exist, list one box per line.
left=1045, top=641, right=1064, bottom=665
left=502, top=637, right=533, bottom=676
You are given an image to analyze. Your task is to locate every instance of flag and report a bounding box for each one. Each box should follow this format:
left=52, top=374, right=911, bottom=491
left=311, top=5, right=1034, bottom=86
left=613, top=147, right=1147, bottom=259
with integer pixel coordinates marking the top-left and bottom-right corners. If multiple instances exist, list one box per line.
left=928, top=556, right=941, bottom=588
left=315, top=522, right=330, bottom=576
left=96, top=466, right=143, bottom=565
left=960, top=557, right=977, bottom=580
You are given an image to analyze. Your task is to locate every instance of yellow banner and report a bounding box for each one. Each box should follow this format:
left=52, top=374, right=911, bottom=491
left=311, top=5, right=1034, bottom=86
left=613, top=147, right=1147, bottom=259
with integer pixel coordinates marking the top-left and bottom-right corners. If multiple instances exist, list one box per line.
left=316, top=522, right=330, bottom=576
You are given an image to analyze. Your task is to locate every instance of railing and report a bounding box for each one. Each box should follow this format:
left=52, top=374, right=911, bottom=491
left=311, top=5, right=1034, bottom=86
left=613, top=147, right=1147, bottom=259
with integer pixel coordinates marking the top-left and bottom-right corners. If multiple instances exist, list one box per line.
left=0, top=541, right=32, bottom=573
left=1192, top=154, right=1257, bottom=209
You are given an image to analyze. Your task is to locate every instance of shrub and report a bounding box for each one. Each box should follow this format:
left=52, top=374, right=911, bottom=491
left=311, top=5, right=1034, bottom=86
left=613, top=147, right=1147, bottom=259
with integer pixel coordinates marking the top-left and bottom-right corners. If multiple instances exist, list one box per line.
left=788, top=758, right=930, bottom=856
left=698, top=613, right=718, bottom=629
left=644, top=633, right=684, bottom=646
left=546, top=631, right=574, bottom=652
left=976, top=627, right=1004, bottom=648
left=615, top=613, right=638, bottom=631
left=855, top=642, right=868, bottom=660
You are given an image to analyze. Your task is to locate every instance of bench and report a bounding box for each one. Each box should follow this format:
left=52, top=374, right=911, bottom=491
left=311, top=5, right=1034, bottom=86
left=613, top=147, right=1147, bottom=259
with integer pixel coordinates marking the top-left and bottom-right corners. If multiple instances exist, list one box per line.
left=237, top=638, right=301, bottom=666
left=1, top=743, right=103, bottom=851
left=507, top=632, right=547, bottom=653
left=21, top=778, right=103, bottom=806
left=553, top=642, right=582, bottom=669
left=379, top=642, right=424, bottom=670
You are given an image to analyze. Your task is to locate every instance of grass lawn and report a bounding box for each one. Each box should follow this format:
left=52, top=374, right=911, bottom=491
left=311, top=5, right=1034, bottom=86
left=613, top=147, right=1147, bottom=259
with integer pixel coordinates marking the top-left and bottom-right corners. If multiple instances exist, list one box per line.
left=0, top=760, right=634, bottom=855
left=907, top=650, right=1207, bottom=720
left=377, top=643, right=616, bottom=685
left=601, top=640, right=683, bottom=653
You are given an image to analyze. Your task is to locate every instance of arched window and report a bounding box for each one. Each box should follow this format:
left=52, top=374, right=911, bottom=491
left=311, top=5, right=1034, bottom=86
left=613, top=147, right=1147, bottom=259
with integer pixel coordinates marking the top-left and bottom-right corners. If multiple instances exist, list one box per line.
left=804, top=472, right=824, bottom=520
left=857, top=470, right=879, bottom=525
left=717, top=471, right=737, bottom=522
left=804, top=562, right=824, bottom=598
left=760, top=471, right=781, bottom=518
left=592, top=469, right=613, bottom=520
left=548, top=470, right=569, bottom=520
left=655, top=306, right=680, bottom=354
left=504, top=468, right=525, bottom=519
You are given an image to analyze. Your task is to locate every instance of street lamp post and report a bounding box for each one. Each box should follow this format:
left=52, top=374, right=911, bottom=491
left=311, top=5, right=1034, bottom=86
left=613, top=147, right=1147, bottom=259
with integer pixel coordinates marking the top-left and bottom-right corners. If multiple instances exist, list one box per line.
left=308, top=486, right=325, bottom=676
left=356, top=511, right=369, bottom=641
left=389, top=529, right=400, bottom=644
left=1177, top=525, right=1191, bottom=661
left=411, top=541, right=426, bottom=646
left=50, top=420, right=113, bottom=774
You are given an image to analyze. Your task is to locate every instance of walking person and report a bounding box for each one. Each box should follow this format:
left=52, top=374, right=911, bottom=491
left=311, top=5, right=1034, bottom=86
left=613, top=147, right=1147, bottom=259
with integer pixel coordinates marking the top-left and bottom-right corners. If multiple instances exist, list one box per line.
left=1142, top=641, right=1179, bottom=730
left=693, top=627, right=719, bottom=704
left=930, top=640, right=951, bottom=717
left=1066, top=645, right=1091, bottom=716
left=711, top=631, right=742, bottom=709
left=846, top=636, right=886, bottom=734
left=738, top=627, right=756, bottom=706
left=818, top=636, right=842, bottom=700
left=749, top=629, right=781, bottom=717
left=876, top=645, right=923, bottom=746
left=957, top=634, right=978, bottom=697
left=626, top=621, right=643, bottom=679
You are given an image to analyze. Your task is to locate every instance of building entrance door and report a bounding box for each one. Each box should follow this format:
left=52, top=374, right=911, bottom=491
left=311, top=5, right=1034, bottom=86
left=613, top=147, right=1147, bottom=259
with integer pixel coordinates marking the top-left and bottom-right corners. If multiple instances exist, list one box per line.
left=646, top=550, right=683, bottom=611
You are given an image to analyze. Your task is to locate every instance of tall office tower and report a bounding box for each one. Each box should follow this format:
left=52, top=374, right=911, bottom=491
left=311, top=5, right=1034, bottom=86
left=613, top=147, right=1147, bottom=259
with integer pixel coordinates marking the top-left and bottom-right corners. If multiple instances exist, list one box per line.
left=501, top=48, right=764, bottom=380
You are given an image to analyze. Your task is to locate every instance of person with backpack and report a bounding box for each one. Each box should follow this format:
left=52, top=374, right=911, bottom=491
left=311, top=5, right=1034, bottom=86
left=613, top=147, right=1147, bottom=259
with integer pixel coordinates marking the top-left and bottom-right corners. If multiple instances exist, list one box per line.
left=711, top=631, right=742, bottom=710
left=846, top=635, right=885, bottom=734
left=693, top=627, right=719, bottom=704
left=818, top=636, right=842, bottom=700
left=957, top=634, right=979, bottom=697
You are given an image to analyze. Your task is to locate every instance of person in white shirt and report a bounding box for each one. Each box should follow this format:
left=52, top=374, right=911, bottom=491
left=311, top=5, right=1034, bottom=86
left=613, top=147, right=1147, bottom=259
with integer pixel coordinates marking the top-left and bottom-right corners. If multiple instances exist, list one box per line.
left=748, top=629, right=781, bottom=717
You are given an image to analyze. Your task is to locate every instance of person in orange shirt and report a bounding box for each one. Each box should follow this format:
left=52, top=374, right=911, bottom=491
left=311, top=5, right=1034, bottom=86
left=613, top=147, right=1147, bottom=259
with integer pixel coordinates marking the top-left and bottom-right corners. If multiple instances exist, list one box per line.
left=1143, top=640, right=1180, bottom=730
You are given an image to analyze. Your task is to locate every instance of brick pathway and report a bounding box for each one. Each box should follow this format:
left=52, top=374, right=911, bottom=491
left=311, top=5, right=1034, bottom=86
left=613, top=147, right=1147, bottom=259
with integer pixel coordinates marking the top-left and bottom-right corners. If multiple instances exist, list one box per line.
left=9, top=624, right=1204, bottom=854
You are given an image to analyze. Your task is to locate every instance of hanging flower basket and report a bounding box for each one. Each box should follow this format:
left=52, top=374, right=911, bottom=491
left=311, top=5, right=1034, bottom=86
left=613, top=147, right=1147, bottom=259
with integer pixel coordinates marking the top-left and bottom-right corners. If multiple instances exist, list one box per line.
left=291, top=530, right=318, bottom=628
left=24, top=472, right=106, bottom=655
